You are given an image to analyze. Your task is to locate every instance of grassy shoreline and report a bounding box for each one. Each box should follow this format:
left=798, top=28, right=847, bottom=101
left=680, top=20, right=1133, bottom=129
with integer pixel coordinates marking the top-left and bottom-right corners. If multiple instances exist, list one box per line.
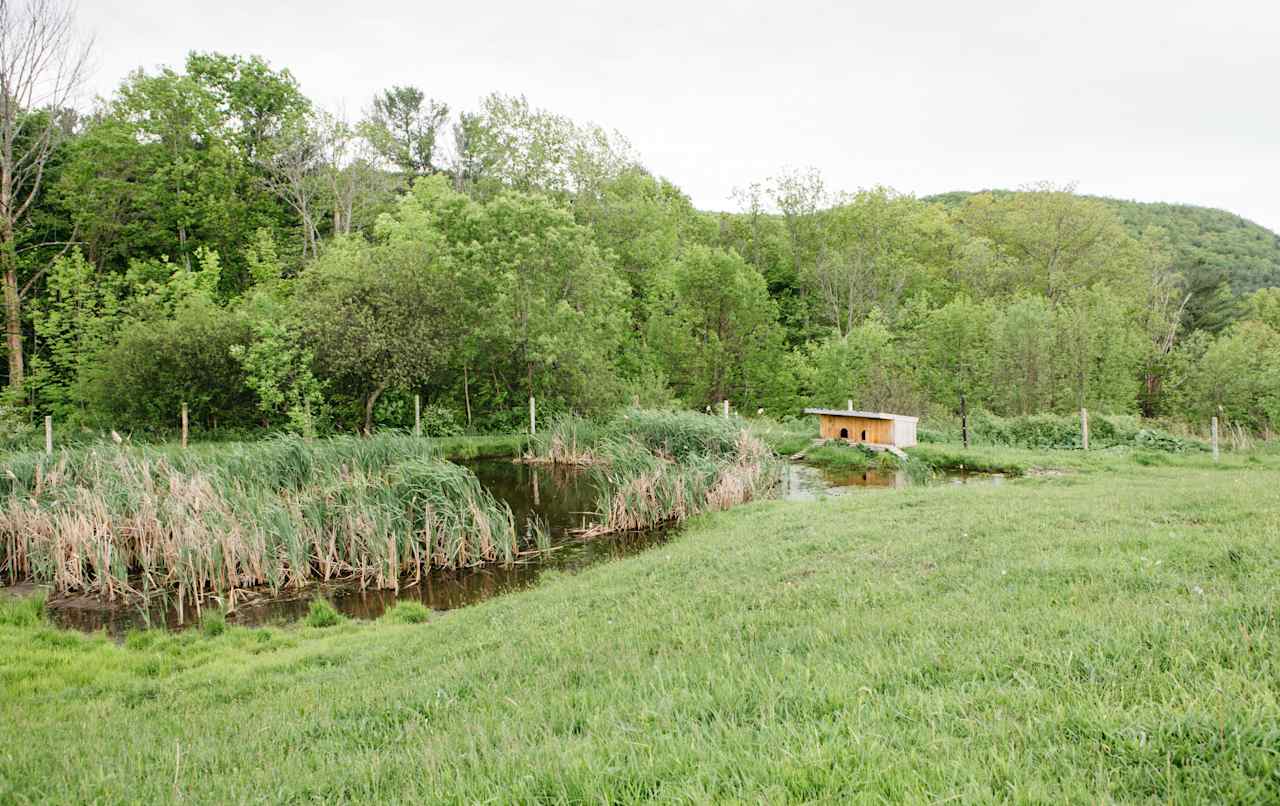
left=2, top=452, right=1278, bottom=801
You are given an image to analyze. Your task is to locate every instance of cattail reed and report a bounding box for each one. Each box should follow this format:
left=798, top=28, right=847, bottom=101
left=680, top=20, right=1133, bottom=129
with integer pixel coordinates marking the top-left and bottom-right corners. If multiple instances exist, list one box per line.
left=524, top=409, right=780, bottom=536
left=0, top=435, right=531, bottom=605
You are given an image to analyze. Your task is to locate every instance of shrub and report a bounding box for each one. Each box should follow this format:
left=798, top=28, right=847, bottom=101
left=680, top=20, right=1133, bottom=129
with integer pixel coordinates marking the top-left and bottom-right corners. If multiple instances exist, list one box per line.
left=0, top=594, right=45, bottom=627
left=305, top=599, right=342, bottom=628
left=200, top=608, right=227, bottom=637
left=969, top=411, right=1202, bottom=452
left=382, top=601, right=431, bottom=624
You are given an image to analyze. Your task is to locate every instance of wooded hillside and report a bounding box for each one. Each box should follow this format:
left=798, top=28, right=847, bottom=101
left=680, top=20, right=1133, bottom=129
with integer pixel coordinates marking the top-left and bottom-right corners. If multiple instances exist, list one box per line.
left=2, top=47, right=1277, bottom=444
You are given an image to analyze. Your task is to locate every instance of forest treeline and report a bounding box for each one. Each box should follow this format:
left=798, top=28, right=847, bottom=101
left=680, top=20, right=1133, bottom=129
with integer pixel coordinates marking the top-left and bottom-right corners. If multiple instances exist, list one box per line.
left=3, top=50, right=1279, bottom=441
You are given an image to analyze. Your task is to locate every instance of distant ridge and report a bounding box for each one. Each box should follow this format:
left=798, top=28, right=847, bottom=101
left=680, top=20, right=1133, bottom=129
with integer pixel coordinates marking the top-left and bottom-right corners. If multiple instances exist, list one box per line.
left=925, top=191, right=1280, bottom=296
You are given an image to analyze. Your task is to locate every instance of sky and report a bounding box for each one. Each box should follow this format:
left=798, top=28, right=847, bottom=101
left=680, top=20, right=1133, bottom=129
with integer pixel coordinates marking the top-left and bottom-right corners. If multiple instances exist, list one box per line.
left=79, top=0, right=1280, bottom=230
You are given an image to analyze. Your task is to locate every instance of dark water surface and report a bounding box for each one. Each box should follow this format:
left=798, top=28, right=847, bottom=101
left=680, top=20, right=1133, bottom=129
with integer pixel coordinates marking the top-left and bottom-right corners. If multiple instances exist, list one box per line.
left=34, top=459, right=1001, bottom=634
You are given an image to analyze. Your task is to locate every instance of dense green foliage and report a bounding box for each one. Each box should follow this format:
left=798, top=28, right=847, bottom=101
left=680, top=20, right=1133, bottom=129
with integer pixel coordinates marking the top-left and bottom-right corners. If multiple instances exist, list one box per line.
left=3, top=450, right=1278, bottom=801
left=4, top=53, right=1278, bottom=444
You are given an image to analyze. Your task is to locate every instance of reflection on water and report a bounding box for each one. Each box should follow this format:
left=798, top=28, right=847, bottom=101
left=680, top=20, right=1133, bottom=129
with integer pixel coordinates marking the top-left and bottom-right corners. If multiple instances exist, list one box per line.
left=38, top=458, right=1003, bottom=635
left=782, top=462, right=1003, bottom=500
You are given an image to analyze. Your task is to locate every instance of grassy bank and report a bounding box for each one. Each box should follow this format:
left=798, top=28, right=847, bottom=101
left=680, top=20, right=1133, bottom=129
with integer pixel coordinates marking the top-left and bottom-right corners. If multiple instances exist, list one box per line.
left=0, top=433, right=532, bottom=605
left=3, top=455, right=1279, bottom=801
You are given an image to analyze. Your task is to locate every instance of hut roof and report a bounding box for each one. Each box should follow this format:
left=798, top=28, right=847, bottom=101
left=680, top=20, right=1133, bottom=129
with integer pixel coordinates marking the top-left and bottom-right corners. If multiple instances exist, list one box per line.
left=803, top=408, right=919, bottom=423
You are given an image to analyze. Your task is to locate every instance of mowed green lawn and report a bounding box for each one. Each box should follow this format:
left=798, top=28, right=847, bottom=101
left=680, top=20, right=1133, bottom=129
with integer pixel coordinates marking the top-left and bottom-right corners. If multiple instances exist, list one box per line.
left=2, top=453, right=1279, bottom=803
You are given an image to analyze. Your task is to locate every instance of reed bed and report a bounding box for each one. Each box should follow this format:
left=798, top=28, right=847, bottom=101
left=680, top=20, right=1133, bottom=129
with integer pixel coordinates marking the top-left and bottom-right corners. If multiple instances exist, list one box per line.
left=0, top=435, right=532, bottom=609
left=526, top=409, right=780, bottom=535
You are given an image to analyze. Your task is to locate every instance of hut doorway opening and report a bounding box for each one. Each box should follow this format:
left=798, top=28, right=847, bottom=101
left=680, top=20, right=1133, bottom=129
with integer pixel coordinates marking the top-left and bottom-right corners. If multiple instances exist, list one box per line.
left=861, top=429, right=867, bottom=441
left=839, top=427, right=849, bottom=439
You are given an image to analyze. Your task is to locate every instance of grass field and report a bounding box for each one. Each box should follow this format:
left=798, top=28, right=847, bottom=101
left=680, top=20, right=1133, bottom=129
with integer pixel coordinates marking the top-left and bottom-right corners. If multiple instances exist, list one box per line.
left=2, top=447, right=1279, bottom=802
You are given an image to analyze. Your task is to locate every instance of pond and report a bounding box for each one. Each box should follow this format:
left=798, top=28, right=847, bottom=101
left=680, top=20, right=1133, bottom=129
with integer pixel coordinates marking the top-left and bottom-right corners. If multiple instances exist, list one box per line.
left=32, top=458, right=1003, bottom=634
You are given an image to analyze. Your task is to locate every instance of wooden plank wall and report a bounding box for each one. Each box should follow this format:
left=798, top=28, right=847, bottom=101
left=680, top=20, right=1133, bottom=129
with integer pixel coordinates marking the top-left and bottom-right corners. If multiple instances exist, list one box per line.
left=819, top=415, right=895, bottom=444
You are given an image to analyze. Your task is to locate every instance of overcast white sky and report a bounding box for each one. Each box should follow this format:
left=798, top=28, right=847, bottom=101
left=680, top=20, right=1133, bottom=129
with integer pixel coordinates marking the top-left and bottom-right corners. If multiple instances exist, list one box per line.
left=80, top=0, right=1280, bottom=230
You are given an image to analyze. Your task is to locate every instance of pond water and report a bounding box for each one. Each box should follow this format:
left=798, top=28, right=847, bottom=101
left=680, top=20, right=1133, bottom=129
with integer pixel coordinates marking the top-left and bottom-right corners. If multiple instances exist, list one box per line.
left=782, top=462, right=1003, bottom=500
left=33, top=458, right=1002, bottom=634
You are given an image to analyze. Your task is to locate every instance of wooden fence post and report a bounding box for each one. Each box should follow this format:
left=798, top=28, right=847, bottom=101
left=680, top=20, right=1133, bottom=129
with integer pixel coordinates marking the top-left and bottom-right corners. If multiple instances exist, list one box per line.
left=847, top=399, right=853, bottom=412
left=181, top=402, right=189, bottom=449
left=414, top=394, right=421, bottom=437
left=530, top=396, right=536, bottom=435
left=723, top=400, right=729, bottom=418
left=1080, top=408, right=1089, bottom=451
left=304, top=397, right=313, bottom=440
left=44, top=415, right=52, bottom=455
left=960, top=394, right=969, bottom=449
left=1211, top=416, right=1219, bottom=462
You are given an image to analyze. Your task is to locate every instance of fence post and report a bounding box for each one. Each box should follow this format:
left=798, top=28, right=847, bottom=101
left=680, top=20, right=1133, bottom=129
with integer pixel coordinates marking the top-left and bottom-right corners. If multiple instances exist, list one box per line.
left=847, top=399, right=853, bottom=412
left=304, top=397, right=313, bottom=440
left=530, top=396, right=536, bottom=435
left=414, top=394, right=421, bottom=437
left=723, top=400, right=729, bottom=418
left=960, top=394, right=969, bottom=449
left=181, top=402, right=189, bottom=449
left=1080, top=408, right=1089, bottom=451
left=1211, top=416, right=1219, bottom=462
left=44, top=415, right=52, bottom=455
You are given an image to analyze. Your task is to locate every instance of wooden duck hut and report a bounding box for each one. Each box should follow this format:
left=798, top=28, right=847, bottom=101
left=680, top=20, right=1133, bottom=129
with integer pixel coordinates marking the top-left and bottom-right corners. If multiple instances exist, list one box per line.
left=803, top=407, right=919, bottom=450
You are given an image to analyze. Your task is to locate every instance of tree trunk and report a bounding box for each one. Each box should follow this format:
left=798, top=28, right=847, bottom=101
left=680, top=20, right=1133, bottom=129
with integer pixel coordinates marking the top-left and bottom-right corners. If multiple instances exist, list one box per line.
left=363, top=380, right=389, bottom=436
left=2, top=240, right=22, bottom=394
left=463, top=364, right=472, bottom=426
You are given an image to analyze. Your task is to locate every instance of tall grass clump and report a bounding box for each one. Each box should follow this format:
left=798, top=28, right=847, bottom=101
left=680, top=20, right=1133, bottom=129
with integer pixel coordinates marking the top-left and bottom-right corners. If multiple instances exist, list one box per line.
left=527, top=409, right=779, bottom=535
left=0, top=434, right=529, bottom=608
left=305, top=598, right=342, bottom=628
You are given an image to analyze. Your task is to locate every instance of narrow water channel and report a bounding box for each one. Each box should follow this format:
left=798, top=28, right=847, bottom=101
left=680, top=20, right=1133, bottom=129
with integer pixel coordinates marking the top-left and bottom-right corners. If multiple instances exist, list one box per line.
left=34, top=459, right=1003, bottom=634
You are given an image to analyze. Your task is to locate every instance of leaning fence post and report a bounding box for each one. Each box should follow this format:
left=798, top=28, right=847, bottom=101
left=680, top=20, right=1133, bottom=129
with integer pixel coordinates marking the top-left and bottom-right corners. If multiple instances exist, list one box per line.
left=414, top=394, right=421, bottom=437
left=1211, top=416, right=1219, bottom=462
left=181, top=402, right=189, bottom=449
left=1081, top=408, right=1089, bottom=451
left=44, top=415, right=52, bottom=455
left=529, top=396, right=536, bottom=435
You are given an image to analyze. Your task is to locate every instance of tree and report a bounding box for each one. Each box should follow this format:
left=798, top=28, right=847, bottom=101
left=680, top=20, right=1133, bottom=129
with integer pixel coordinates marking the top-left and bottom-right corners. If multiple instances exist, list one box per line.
left=259, top=114, right=323, bottom=259
left=956, top=184, right=1144, bottom=303
left=1054, top=285, right=1143, bottom=412
left=27, top=247, right=120, bottom=419
left=185, top=52, right=308, bottom=160
left=83, top=297, right=257, bottom=431
left=296, top=237, right=460, bottom=434
left=911, top=295, right=996, bottom=412
left=315, top=109, right=390, bottom=236
left=456, top=93, right=635, bottom=199
left=648, top=245, right=788, bottom=409
left=0, top=0, right=91, bottom=395
left=990, top=296, right=1057, bottom=415
left=1171, top=321, right=1280, bottom=434
left=362, top=85, right=449, bottom=176
left=813, top=187, right=950, bottom=334
left=1243, top=287, right=1280, bottom=331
